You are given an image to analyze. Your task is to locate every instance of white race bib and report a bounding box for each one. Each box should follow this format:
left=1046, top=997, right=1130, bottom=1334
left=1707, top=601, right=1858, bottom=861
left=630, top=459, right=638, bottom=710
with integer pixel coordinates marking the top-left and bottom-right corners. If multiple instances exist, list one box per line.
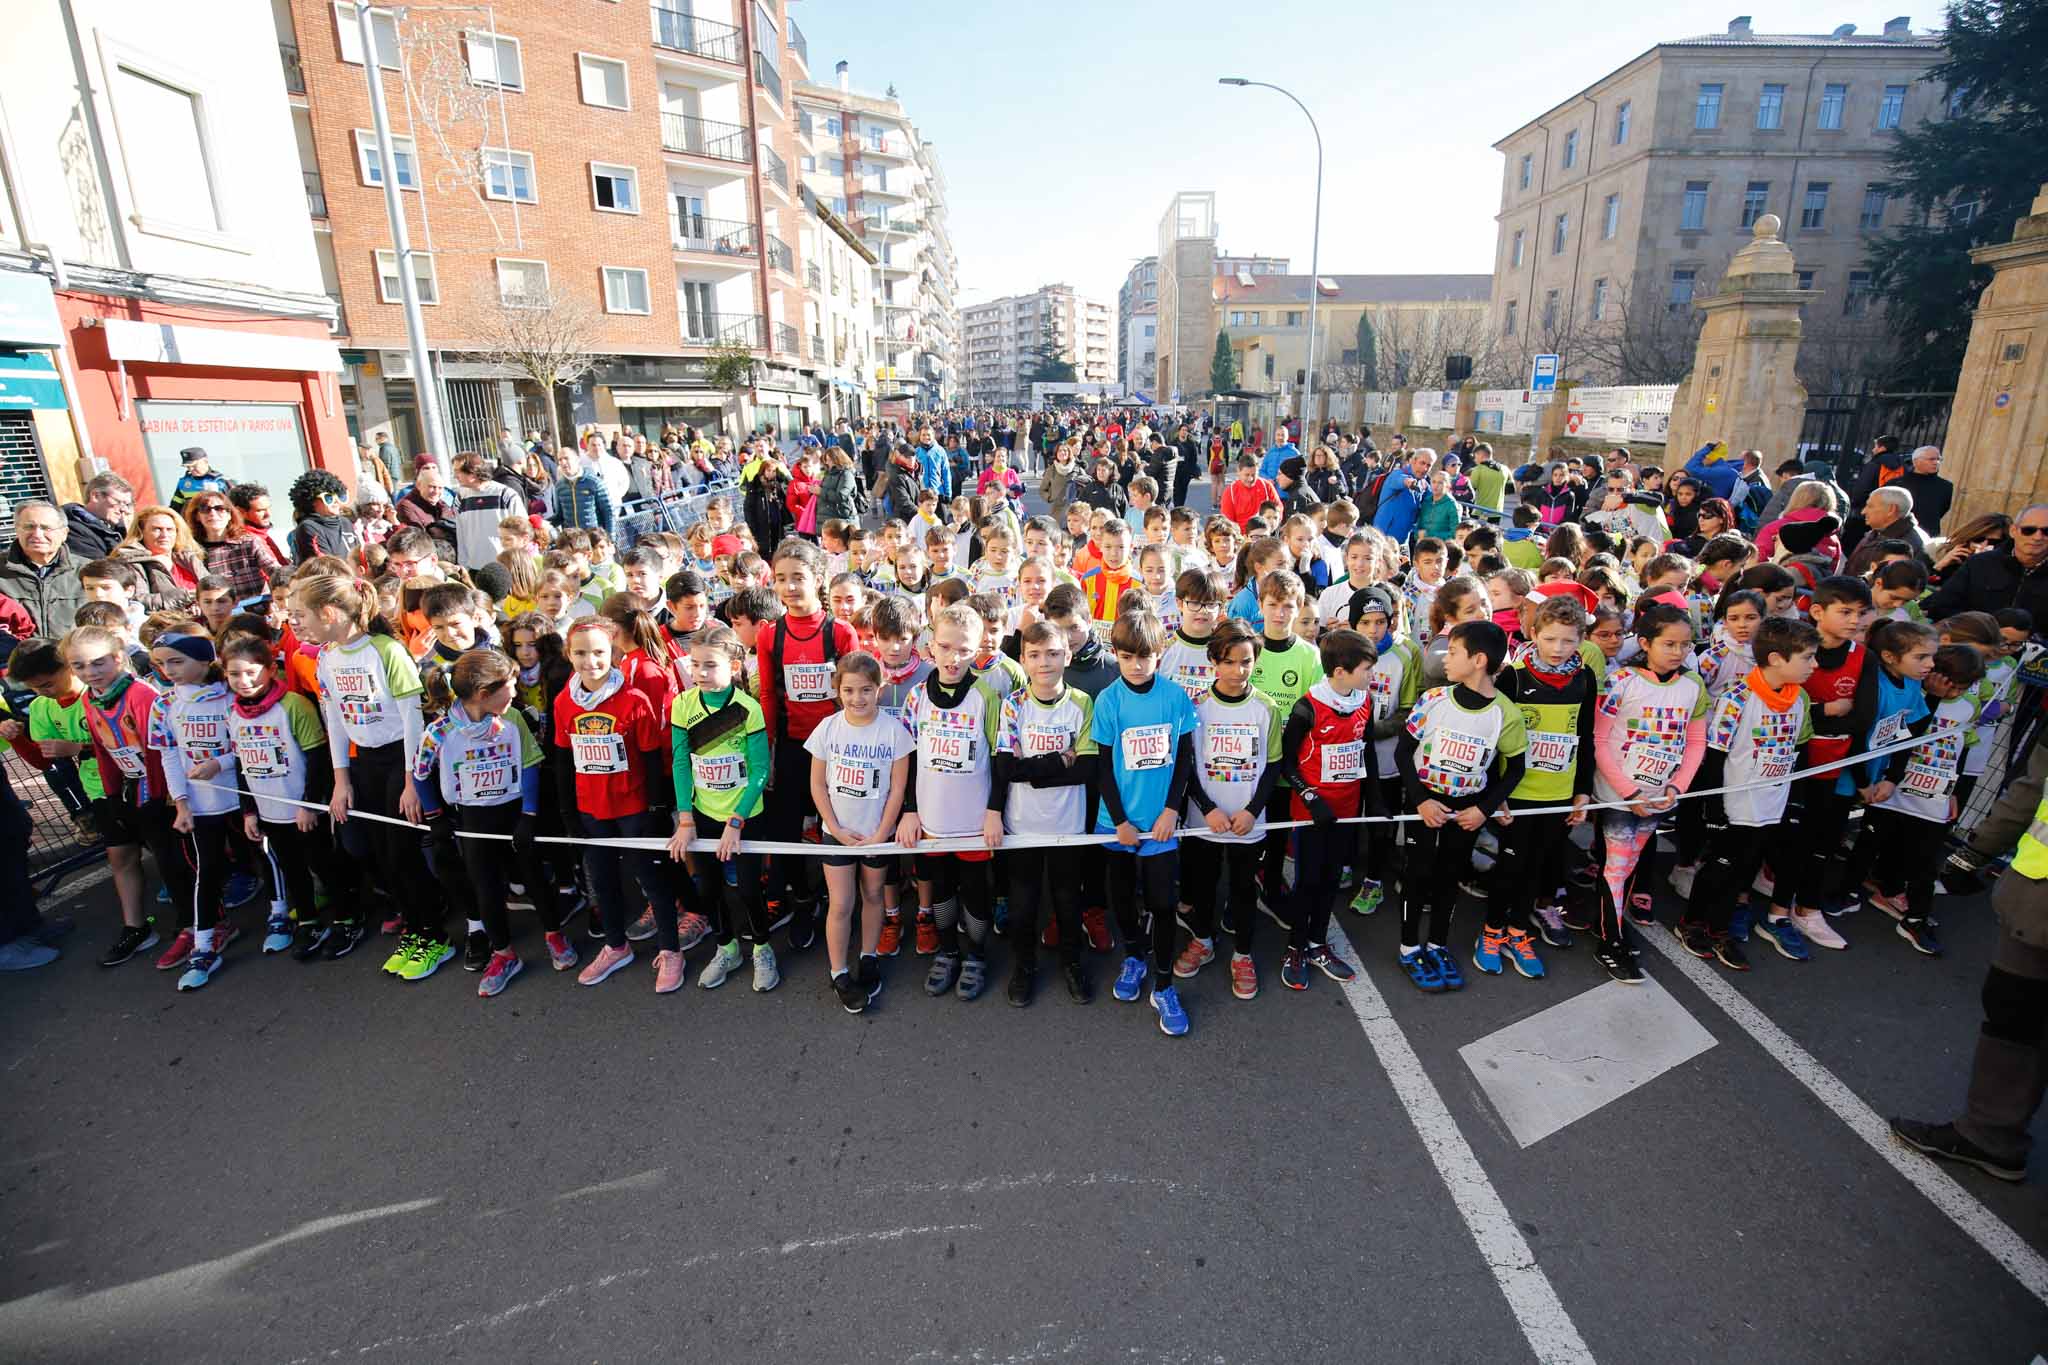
left=1321, top=739, right=1365, bottom=783
left=1899, top=759, right=1953, bottom=800
left=237, top=740, right=286, bottom=781
left=1120, top=723, right=1173, bottom=772
left=456, top=755, right=516, bottom=804
left=691, top=751, right=744, bottom=792
left=1432, top=728, right=1487, bottom=774
left=1526, top=730, right=1577, bottom=774
left=1204, top=722, right=1261, bottom=770
left=783, top=662, right=833, bottom=704
left=1756, top=749, right=1795, bottom=782
left=1627, top=741, right=1681, bottom=789
left=571, top=732, right=629, bottom=774
left=1020, top=723, right=1072, bottom=756
left=921, top=720, right=976, bottom=773
left=1870, top=713, right=1908, bottom=752
left=330, top=666, right=376, bottom=703
left=108, top=743, right=146, bottom=778
left=829, top=756, right=880, bottom=799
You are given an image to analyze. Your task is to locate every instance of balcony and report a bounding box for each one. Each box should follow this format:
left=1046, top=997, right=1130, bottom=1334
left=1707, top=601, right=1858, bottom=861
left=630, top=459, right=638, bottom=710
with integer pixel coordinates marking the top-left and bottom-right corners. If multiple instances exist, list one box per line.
left=759, top=142, right=789, bottom=194
left=753, top=49, right=783, bottom=105
left=304, top=169, right=327, bottom=219
left=775, top=322, right=800, bottom=355
left=672, top=213, right=758, bottom=258
left=862, top=134, right=913, bottom=160
left=765, top=233, right=794, bottom=276
left=280, top=41, right=305, bottom=96
left=661, top=113, right=751, bottom=164
left=806, top=262, right=822, bottom=291
left=681, top=311, right=763, bottom=346
left=811, top=333, right=826, bottom=362
left=651, top=5, right=741, bottom=64
left=788, top=18, right=808, bottom=68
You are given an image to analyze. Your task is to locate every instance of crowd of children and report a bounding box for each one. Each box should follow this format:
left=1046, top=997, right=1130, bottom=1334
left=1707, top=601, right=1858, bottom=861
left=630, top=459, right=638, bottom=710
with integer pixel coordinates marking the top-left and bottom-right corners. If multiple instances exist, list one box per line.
left=2, top=455, right=2028, bottom=1036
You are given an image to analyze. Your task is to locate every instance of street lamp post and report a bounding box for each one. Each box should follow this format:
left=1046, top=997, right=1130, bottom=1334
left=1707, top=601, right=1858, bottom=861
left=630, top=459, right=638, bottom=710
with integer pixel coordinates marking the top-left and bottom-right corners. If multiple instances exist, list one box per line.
left=1219, top=77, right=1322, bottom=442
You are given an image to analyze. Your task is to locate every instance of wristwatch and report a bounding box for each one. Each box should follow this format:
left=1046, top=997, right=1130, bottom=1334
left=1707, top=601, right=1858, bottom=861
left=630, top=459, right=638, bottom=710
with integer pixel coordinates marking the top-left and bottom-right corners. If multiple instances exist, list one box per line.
left=727, top=816, right=746, bottom=830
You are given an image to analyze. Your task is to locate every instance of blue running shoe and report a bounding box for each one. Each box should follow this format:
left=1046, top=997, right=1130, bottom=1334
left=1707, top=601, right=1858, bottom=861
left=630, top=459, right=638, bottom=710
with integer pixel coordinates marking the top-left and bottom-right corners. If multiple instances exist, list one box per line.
left=1502, top=927, right=1547, bottom=979
left=1400, top=947, right=1445, bottom=993
left=223, top=873, right=262, bottom=909
left=1472, top=926, right=1507, bottom=975
left=1150, top=985, right=1190, bottom=1036
left=1112, top=955, right=1147, bottom=1003
left=1430, top=945, right=1466, bottom=991
left=176, top=951, right=221, bottom=991
left=1728, top=904, right=1755, bottom=944
left=1755, top=915, right=1812, bottom=962
left=261, top=917, right=293, bottom=954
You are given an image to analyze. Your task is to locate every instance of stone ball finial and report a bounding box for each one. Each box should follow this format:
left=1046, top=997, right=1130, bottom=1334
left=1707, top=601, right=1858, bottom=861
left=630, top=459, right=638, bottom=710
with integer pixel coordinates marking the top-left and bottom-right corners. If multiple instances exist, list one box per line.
left=1753, top=213, right=1782, bottom=240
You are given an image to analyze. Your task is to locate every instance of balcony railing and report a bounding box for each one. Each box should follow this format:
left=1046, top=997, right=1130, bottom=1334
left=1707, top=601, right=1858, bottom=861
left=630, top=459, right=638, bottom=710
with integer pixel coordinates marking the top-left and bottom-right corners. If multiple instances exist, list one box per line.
left=788, top=19, right=808, bottom=67
left=811, top=333, right=826, bottom=362
left=280, top=41, right=305, bottom=95
left=775, top=321, right=800, bottom=355
left=759, top=142, right=788, bottom=193
left=671, top=213, right=757, bottom=257
left=753, top=49, right=783, bottom=104
left=304, top=169, right=327, bottom=219
left=765, top=233, right=793, bottom=275
left=651, top=5, right=741, bottom=64
left=681, top=311, right=763, bottom=346
left=806, top=262, right=822, bottom=290
left=661, top=113, right=751, bottom=163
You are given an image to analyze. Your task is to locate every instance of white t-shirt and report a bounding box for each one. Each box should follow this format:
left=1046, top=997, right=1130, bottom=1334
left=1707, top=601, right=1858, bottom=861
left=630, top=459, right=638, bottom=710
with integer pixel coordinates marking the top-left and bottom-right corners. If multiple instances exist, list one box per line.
left=804, top=711, right=915, bottom=839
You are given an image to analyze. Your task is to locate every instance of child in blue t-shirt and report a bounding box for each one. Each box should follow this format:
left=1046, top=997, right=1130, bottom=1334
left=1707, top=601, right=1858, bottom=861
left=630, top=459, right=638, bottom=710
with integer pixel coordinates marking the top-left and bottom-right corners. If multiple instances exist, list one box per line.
left=1091, top=609, right=1199, bottom=1036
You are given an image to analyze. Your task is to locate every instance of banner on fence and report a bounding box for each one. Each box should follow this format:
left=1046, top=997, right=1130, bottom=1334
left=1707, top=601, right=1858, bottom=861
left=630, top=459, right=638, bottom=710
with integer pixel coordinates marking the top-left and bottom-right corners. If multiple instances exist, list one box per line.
left=1564, top=385, right=1677, bottom=444
left=1412, top=390, right=1458, bottom=429
left=1474, top=389, right=1546, bottom=436
left=1360, top=392, right=1397, bottom=428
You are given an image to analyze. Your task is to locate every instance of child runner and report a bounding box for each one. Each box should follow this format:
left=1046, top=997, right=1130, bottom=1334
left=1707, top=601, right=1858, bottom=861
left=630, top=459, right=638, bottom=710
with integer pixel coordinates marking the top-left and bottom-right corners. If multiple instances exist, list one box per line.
left=1276, top=628, right=1376, bottom=990
left=61, top=628, right=173, bottom=966
left=669, top=625, right=774, bottom=992
left=1248, top=570, right=1323, bottom=912
left=1158, top=569, right=1224, bottom=706
left=1346, top=585, right=1418, bottom=917
left=146, top=626, right=242, bottom=990
left=1671, top=587, right=1768, bottom=896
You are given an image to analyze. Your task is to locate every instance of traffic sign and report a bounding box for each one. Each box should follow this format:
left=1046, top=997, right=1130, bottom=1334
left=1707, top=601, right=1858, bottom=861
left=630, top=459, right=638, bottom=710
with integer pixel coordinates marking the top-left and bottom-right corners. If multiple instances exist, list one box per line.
left=1530, top=354, right=1560, bottom=393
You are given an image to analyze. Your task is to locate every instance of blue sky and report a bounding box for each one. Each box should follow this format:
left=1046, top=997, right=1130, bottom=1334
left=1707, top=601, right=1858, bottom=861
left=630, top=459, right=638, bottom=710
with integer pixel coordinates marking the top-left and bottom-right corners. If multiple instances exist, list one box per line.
left=796, top=3, right=1941, bottom=308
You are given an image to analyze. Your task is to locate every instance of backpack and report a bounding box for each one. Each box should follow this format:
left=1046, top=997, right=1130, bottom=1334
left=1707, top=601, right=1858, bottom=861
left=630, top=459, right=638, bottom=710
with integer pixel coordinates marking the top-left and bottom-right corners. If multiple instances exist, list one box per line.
left=766, top=614, right=842, bottom=741
left=1358, top=470, right=1393, bottom=522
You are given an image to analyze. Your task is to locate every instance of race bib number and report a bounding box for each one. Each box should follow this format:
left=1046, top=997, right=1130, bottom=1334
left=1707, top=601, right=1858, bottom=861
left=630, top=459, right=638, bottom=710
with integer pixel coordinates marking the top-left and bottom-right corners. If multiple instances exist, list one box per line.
left=1431, top=728, right=1486, bottom=774
left=237, top=741, right=287, bottom=781
left=572, top=732, right=629, bottom=775
left=1899, top=760, right=1953, bottom=800
left=330, top=666, right=377, bottom=704
left=1321, top=739, right=1365, bottom=784
left=691, top=751, right=744, bottom=792
left=456, top=755, right=516, bottom=804
left=921, top=718, right=977, bottom=773
left=108, top=743, right=146, bottom=778
left=1627, top=741, right=1681, bottom=789
left=1870, top=713, right=1908, bottom=753
left=1204, top=722, right=1261, bottom=772
left=829, top=757, right=880, bottom=800
left=178, top=715, right=229, bottom=757
left=1120, top=723, right=1173, bottom=772
left=1526, top=730, right=1577, bottom=774
left=1756, top=749, right=1795, bottom=782
left=1020, top=723, right=1072, bottom=757
left=783, top=662, right=833, bottom=704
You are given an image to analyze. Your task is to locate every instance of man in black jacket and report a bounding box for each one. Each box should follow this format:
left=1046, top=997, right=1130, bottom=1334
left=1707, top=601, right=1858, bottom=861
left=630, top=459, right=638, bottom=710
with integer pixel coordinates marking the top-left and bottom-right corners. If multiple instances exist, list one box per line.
left=1924, top=504, right=2048, bottom=623
left=61, top=473, right=133, bottom=560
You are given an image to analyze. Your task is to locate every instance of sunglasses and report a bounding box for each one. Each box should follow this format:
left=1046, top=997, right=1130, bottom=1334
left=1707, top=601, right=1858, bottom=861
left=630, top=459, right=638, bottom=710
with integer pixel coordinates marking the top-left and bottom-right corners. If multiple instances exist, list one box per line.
left=2017, top=525, right=2048, bottom=537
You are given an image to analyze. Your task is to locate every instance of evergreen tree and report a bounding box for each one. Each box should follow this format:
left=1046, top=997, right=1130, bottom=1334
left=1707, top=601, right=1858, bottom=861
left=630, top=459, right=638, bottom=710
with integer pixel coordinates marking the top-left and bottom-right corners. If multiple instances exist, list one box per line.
left=1210, top=329, right=1239, bottom=393
left=1355, top=314, right=1377, bottom=389
left=1023, top=320, right=1077, bottom=385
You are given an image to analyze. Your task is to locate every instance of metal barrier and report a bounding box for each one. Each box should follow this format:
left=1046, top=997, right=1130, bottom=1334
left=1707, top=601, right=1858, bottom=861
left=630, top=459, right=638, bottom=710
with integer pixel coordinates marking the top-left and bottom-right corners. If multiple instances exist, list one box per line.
left=615, top=480, right=735, bottom=549
left=6, top=747, right=105, bottom=902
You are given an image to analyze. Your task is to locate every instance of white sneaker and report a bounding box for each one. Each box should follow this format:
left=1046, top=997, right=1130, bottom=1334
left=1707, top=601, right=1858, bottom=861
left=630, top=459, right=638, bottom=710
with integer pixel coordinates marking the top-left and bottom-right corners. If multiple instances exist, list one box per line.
left=751, top=943, right=781, bottom=992
left=1668, top=863, right=1699, bottom=902
left=1792, top=908, right=1848, bottom=950
left=698, top=940, right=744, bottom=989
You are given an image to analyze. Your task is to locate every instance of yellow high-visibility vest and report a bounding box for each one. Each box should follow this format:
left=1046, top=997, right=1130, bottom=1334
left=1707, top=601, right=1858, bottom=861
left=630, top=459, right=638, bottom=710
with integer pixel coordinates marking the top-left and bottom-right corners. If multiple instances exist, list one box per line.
left=2013, top=797, right=2048, bottom=880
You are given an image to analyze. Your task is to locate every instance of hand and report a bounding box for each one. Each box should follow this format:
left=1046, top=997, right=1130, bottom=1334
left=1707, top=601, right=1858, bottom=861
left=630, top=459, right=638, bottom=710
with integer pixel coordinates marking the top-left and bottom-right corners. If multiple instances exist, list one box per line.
left=1060, top=746, right=1076, bottom=768
left=1492, top=806, right=1515, bottom=826
left=1648, top=793, right=1677, bottom=813
left=1148, top=809, right=1178, bottom=842
left=171, top=799, right=193, bottom=835
left=43, top=739, right=81, bottom=759
left=1302, top=791, right=1336, bottom=830
left=1417, top=800, right=1450, bottom=829
left=294, top=807, right=318, bottom=833
left=1629, top=800, right=1654, bottom=817
left=1566, top=794, right=1590, bottom=828
left=399, top=785, right=424, bottom=824
left=512, top=812, right=538, bottom=855
left=0, top=719, right=21, bottom=742
left=1228, top=808, right=1257, bottom=837
left=1115, top=820, right=1142, bottom=847
left=1204, top=808, right=1230, bottom=836
left=330, top=774, right=352, bottom=825
left=1453, top=805, right=1487, bottom=831
left=896, top=812, right=923, bottom=848
left=717, top=821, right=743, bottom=861
left=1823, top=698, right=1853, bottom=717
left=1864, top=781, right=1896, bottom=806
left=667, top=815, right=695, bottom=861
left=242, top=812, right=262, bottom=843
left=983, top=810, right=1006, bottom=851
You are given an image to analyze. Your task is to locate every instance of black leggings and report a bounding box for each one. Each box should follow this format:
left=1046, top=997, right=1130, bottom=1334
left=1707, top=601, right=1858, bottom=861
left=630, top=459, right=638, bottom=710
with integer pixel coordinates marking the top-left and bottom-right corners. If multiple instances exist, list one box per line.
left=1487, top=807, right=1571, bottom=932
left=1676, top=749, right=1725, bottom=867
left=1107, top=847, right=1178, bottom=989
left=1400, top=819, right=1480, bottom=949
left=443, top=803, right=563, bottom=951
left=916, top=851, right=991, bottom=958
left=764, top=741, right=821, bottom=913
left=1772, top=784, right=1853, bottom=911
left=348, top=743, right=442, bottom=934
left=1686, top=822, right=1770, bottom=933
left=1184, top=835, right=1260, bottom=954
left=136, top=797, right=195, bottom=924
left=1290, top=824, right=1349, bottom=951
left=1840, top=807, right=1945, bottom=924
left=180, top=811, right=232, bottom=935
left=254, top=815, right=353, bottom=924
left=1004, top=847, right=1080, bottom=967
left=581, top=809, right=671, bottom=949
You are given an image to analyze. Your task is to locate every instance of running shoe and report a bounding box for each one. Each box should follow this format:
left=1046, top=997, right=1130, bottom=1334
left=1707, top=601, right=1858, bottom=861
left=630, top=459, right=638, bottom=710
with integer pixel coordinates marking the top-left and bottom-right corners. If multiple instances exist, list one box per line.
left=914, top=910, right=939, bottom=956
left=1473, top=926, right=1507, bottom=975
left=545, top=931, right=578, bottom=971
left=1888, top=1118, right=2025, bottom=1182
left=1712, top=934, right=1750, bottom=972
left=154, top=927, right=195, bottom=971
left=1007, top=962, right=1035, bottom=1008
left=955, top=955, right=987, bottom=1001
left=462, top=929, right=492, bottom=972
left=1534, top=904, right=1573, bottom=950
left=223, top=872, right=262, bottom=909
left=397, top=938, right=454, bottom=982
left=477, top=950, right=522, bottom=998
left=1754, top=915, right=1812, bottom=962
left=834, top=971, right=867, bottom=1014
left=584, top=909, right=606, bottom=940
left=100, top=924, right=158, bottom=968
left=1230, top=952, right=1259, bottom=1000
left=577, top=942, right=634, bottom=986
left=1083, top=907, right=1113, bottom=953
left=925, top=951, right=960, bottom=996
left=675, top=912, right=712, bottom=952
left=877, top=912, right=904, bottom=957
left=1502, top=928, right=1546, bottom=979
left=1675, top=919, right=1716, bottom=961
left=324, top=921, right=365, bottom=960
left=1172, top=937, right=1215, bottom=979
left=1792, top=909, right=1847, bottom=950
left=751, top=943, right=780, bottom=992
left=382, top=933, right=419, bottom=976
left=859, top=956, right=883, bottom=1005
left=292, top=923, right=331, bottom=962
left=1561, top=902, right=1596, bottom=933
left=1063, top=961, right=1094, bottom=1003
left=1867, top=888, right=1909, bottom=922
left=1399, top=947, right=1444, bottom=993
left=1150, top=986, right=1190, bottom=1037
left=1112, top=954, right=1147, bottom=1002
left=698, top=940, right=744, bottom=989
left=625, top=907, right=657, bottom=942
left=1281, top=948, right=1310, bottom=991
left=1307, top=943, right=1356, bottom=983
left=214, top=920, right=240, bottom=955
left=1349, top=879, right=1384, bottom=916
left=1897, top=919, right=1943, bottom=957
left=787, top=907, right=818, bottom=952
left=1668, top=862, right=1700, bottom=902
left=176, top=950, right=221, bottom=991
left=262, top=917, right=294, bottom=954
left=1430, top=945, right=1466, bottom=991
left=1627, top=892, right=1656, bottom=927
left=653, top=949, right=686, bottom=994
left=1728, top=904, right=1754, bottom=944
left=1593, top=941, right=1644, bottom=984
left=382, top=913, right=405, bottom=936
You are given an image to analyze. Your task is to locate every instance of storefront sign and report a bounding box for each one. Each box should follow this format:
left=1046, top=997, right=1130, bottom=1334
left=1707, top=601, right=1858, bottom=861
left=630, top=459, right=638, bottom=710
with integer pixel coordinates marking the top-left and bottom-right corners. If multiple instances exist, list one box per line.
left=137, top=400, right=309, bottom=531
left=0, top=351, right=66, bottom=409
left=0, top=271, right=64, bottom=347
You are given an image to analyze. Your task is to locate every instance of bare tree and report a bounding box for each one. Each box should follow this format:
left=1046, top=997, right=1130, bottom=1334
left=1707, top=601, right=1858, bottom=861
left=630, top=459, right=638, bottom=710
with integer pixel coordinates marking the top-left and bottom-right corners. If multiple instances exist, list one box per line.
left=1795, top=311, right=1903, bottom=394
left=1328, top=303, right=1502, bottom=394
left=465, top=289, right=606, bottom=449
left=1569, top=281, right=1703, bottom=386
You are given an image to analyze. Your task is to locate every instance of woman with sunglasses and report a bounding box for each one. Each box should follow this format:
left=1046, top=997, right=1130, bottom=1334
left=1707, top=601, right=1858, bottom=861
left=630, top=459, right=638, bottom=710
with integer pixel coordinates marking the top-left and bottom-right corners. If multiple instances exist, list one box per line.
left=186, top=494, right=283, bottom=601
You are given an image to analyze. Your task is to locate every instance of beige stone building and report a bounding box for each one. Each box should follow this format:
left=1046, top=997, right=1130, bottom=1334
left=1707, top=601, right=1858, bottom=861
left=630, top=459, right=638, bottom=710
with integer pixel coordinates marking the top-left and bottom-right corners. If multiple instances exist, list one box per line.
left=1216, top=274, right=1493, bottom=400
left=962, top=284, right=1112, bottom=405
left=1489, top=16, right=1949, bottom=385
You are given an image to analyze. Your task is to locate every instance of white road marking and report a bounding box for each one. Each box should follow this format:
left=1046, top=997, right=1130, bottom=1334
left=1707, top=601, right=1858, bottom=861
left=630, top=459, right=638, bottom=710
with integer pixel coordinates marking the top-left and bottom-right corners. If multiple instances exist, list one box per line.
left=1641, top=929, right=2048, bottom=1308
left=1459, top=977, right=1718, bottom=1148
left=553, top=1166, right=667, bottom=1201
left=1327, top=924, right=1596, bottom=1365
left=860, top=1170, right=1192, bottom=1198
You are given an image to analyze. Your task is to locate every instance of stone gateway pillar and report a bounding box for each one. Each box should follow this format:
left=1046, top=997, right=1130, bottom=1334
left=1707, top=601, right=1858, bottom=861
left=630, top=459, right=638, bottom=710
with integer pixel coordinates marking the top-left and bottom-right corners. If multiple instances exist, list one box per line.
left=1941, top=184, right=2048, bottom=524
left=1665, top=215, right=1815, bottom=467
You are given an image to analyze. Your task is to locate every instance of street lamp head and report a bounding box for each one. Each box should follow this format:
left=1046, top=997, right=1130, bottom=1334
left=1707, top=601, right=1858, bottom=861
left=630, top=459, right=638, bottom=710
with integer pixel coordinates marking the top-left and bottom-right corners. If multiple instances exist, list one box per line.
left=1218, top=77, right=1249, bottom=86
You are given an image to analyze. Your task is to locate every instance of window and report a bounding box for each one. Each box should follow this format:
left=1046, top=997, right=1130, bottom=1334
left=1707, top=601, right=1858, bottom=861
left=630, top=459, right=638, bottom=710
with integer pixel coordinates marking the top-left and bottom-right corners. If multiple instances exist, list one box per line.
left=1679, top=181, right=1709, bottom=231
left=1951, top=197, right=1982, bottom=226
left=464, top=30, right=522, bottom=89
left=374, top=249, right=436, bottom=304
left=1802, top=182, right=1830, bottom=230
left=1613, top=100, right=1631, bottom=144
left=1741, top=180, right=1770, bottom=228
left=353, top=129, right=417, bottom=189
left=334, top=2, right=399, bottom=68
left=1844, top=270, right=1874, bottom=317
left=1860, top=185, right=1889, bottom=231
left=827, top=156, right=845, bottom=176
left=800, top=154, right=816, bottom=173
left=679, top=281, right=715, bottom=338
left=481, top=147, right=535, bottom=203
left=1518, top=154, right=1532, bottom=190
left=1543, top=289, right=1559, bottom=331
left=106, top=58, right=224, bottom=238
left=578, top=54, right=628, bottom=109
left=1818, top=83, right=1846, bottom=130
left=1284, top=311, right=1304, bottom=326
left=1591, top=277, right=1608, bottom=320
left=1669, top=269, right=1696, bottom=312
left=1562, top=129, right=1579, bottom=169
left=1503, top=301, right=1517, bottom=336
left=825, top=115, right=841, bottom=136
left=1757, top=83, right=1785, bottom=130
left=1511, top=229, right=1524, bottom=267
left=1797, top=269, right=1816, bottom=292
left=496, top=258, right=548, bottom=305
left=1947, top=85, right=1969, bottom=118
left=798, top=110, right=813, bottom=136
left=602, top=266, right=650, bottom=314
left=590, top=162, right=638, bottom=212
left=1553, top=211, right=1568, bottom=254
left=1602, top=193, right=1620, bottom=239
left=1875, top=84, right=1908, bottom=131
left=1695, top=83, right=1722, bottom=129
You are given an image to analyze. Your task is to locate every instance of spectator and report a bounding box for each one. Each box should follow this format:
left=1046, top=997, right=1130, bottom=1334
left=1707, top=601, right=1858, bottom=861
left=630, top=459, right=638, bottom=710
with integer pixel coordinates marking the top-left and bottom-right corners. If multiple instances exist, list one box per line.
left=1889, top=446, right=1955, bottom=536
left=1303, top=444, right=1347, bottom=504
left=352, top=440, right=394, bottom=507
left=1466, top=442, right=1507, bottom=513
left=113, top=505, right=204, bottom=610
left=184, top=489, right=282, bottom=600
left=286, top=469, right=361, bottom=563
left=551, top=446, right=614, bottom=536
left=1682, top=441, right=1743, bottom=501
left=61, top=472, right=133, bottom=560
left=1258, top=427, right=1298, bottom=482
left=168, top=446, right=228, bottom=513
left=228, top=482, right=288, bottom=565
left=394, top=460, right=459, bottom=556
left=1370, top=449, right=1437, bottom=542
left=0, top=501, right=83, bottom=635
left=1217, top=456, right=1279, bottom=531
left=1924, top=503, right=2048, bottom=622
left=1756, top=481, right=1845, bottom=568
left=450, top=450, right=524, bottom=572
left=587, top=433, right=632, bottom=508
left=1847, top=484, right=1933, bottom=564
